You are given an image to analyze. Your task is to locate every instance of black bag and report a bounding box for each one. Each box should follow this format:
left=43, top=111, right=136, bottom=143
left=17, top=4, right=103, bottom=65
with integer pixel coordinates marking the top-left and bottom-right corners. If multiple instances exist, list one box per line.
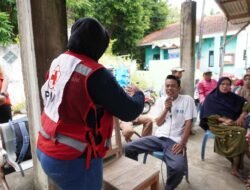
left=9, top=117, right=32, bottom=163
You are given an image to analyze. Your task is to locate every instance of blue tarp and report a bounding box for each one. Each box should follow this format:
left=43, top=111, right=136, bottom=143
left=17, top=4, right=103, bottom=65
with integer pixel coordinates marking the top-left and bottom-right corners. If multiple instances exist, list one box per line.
left=114, top=66, right=130, bottom=87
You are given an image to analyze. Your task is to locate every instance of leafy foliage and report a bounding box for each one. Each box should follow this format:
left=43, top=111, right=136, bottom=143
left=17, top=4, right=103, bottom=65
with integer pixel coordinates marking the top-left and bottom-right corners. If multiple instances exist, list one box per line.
left=93, top=0, right=147, bottom=56
left=0, top=12, right=14, bottom=46
left=1, top=0, right=179, bottom=64
left=66, top=0, right=175, bottom=62
left=0, top=0, right=17, bottom=46
left=66, top=0, right=94, bottom=25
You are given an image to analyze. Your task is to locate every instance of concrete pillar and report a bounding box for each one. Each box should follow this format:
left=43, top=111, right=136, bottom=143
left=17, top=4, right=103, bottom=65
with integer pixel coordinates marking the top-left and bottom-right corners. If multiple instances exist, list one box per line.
left=180, top=1, right=196, bottom=96
left=16, top=0, right=67, bottom=189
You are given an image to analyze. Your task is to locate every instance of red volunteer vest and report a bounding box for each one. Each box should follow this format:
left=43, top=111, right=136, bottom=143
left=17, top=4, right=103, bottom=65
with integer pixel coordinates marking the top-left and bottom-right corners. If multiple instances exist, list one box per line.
left=37, top=51, right=113, bottom=168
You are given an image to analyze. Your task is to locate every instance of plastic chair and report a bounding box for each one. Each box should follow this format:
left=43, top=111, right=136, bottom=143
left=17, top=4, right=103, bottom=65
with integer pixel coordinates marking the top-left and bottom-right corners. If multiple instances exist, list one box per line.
left=143, top=151, right=189, bottom=183
left=0, top=116, right=33, bottom=190
left=201, top=130, right=215, bottom=161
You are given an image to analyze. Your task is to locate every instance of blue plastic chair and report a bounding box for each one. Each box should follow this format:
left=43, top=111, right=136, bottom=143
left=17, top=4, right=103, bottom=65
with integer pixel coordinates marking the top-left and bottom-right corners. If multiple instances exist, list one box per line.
left=201, top=130, right=215, bottom=161
left=143, top=151, right=189, bottom=183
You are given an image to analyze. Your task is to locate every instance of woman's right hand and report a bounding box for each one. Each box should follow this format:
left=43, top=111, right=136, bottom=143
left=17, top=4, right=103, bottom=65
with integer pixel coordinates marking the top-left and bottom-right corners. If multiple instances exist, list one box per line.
left=125, top=84, right=141, bottom=97
left=235, top=116, right=245, bottom=126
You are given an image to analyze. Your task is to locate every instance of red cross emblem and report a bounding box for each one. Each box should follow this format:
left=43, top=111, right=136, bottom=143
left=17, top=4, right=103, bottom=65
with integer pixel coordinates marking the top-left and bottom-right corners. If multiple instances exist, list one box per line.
left=48, top=65, right=61, bottom=89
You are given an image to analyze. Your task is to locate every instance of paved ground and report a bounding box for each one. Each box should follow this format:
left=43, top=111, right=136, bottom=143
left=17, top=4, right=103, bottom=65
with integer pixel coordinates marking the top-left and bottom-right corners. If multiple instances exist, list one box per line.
left=131, top=123, right=249, bottom=190
left=1, top=110, right=250, bottom=190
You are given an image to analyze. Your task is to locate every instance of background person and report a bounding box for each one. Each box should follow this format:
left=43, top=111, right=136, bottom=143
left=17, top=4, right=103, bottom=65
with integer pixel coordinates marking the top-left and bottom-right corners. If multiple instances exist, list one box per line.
left=236, top=74, right=250, bottom=102
left=235, top=67, right=250, bottom=87
left=197, top=69, right=217, bottom=105
left=125, top=75, right=197, bottom=190
left=120, top=115, right=153, bottom=142
left=235, top=74, right=250, bottom=142
left=160, top=67, right=185, bottom=97
left=171, top=67, right=185, bottom=79
left=36, top=17, right=144, bottom=190
left=0, top=65, right=12, bottom=123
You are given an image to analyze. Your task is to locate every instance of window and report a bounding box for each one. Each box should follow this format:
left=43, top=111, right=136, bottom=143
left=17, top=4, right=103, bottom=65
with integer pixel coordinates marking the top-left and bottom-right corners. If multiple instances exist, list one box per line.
left=163, top=50, right=168, bottom=59
left=168, top=48, right=180, bottom=59
left=224, top=53, right=235, bottom=65
left=153, top=54, right=160, bottom=60
left=208, top=51, right=214, bottom=67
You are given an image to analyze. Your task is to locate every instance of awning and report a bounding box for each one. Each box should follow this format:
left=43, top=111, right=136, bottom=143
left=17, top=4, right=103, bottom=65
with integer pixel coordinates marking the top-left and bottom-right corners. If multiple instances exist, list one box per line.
left=152, top=39, right=180, bottom=49
left=215, top=0, right=250, bottom=24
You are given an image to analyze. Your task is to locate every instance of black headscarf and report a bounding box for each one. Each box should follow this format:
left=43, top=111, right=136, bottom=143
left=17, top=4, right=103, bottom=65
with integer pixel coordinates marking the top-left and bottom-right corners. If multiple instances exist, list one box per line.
left=67, top=17, right=110, bottom=61
left=201, top=77, right=246, bottom=121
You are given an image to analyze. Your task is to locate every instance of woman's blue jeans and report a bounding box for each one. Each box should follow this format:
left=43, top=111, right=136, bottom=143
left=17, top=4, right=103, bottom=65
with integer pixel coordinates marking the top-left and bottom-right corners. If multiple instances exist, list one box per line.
left=36, top=149, right=103, bottom=190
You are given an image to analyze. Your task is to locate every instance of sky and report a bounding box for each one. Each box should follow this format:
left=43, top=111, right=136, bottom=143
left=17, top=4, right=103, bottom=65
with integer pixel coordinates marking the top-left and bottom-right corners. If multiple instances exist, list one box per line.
left=168, top=0, right=222, bottom=18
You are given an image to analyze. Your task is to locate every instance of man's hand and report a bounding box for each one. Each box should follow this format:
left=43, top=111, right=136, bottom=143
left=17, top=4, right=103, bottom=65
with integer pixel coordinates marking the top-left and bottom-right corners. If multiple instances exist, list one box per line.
left=171, top=143, right=185, bottom=155
left=164, top=97, right=173, bottom=111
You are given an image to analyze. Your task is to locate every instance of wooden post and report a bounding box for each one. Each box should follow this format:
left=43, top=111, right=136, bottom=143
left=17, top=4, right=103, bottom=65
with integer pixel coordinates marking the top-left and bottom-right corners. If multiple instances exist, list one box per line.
left=30, top=0, right=68, bottom=105
left=180, top=1, right=196, bottom=96
left=219, top=19, right=228, bottom=77
left=16, top=0, right=67, bottom=189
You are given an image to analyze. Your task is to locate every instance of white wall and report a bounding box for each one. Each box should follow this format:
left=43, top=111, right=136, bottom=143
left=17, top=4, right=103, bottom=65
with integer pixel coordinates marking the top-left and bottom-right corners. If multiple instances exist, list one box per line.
left=0, top=44, right=26, bottom=105
left=148, top=59, right=180, bottom=92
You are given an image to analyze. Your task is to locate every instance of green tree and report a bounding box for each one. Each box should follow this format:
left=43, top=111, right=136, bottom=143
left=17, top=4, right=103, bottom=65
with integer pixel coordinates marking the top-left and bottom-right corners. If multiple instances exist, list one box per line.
left=66, top=0, right=94, bottom=25
left=0, top=0, right=17, bottom=45
left=93, top=0, right=148, bottom=56
left=67, top=0, right=170, bottom=58
left=166, top=5, right=180, bottom=25
left=0, top=12, right=14, bottom=46
left=143, top=0, right=169, bottom=35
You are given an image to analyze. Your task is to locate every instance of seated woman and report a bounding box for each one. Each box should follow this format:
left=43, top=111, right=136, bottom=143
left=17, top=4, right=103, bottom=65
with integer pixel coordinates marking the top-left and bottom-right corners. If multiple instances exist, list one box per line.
left=200, top=77, right=249, bottom=182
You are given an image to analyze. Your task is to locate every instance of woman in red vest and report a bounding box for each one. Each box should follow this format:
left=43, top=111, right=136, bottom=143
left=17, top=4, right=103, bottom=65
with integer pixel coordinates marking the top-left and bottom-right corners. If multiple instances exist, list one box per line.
left=36, top=18, right=144, bottom=190
left=0, top=65, right=12, bottom=123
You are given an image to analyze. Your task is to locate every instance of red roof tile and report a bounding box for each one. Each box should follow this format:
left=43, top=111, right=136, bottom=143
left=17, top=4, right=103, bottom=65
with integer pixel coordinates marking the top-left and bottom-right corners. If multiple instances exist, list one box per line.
left=139, top=14, right=243, bottom=46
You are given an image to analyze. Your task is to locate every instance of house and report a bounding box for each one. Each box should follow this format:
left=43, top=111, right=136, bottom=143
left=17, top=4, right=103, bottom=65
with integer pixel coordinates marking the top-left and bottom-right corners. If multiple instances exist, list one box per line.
left=138, top=14, right=249, bottom=80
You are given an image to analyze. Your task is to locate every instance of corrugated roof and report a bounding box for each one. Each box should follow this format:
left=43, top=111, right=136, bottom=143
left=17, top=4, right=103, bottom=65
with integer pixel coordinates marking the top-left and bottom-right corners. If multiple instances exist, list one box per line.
left=215, top=0, right=250, bottom=24
left=139, top=14, right=243, bottom=46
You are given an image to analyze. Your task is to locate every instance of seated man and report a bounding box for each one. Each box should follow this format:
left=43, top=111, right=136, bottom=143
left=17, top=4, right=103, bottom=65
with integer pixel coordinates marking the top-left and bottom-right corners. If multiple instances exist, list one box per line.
left=120, top=115, right=153, bottom=142
left=125, top=75, right=197, bottom=190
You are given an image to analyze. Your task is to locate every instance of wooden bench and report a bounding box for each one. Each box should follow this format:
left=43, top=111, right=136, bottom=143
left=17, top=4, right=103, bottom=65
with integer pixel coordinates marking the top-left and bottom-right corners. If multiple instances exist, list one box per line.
left=103, top=156, right=159, bottom=190
left=103, top=118, right=160, bottom=190
left=0, top=116, right=33, bottom=190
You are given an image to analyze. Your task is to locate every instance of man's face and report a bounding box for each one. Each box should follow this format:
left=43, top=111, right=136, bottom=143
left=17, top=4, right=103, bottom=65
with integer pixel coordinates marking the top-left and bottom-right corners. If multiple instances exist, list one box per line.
left=172, top=71, right=183, bottom=79
left=165, top=79, right=180, bottom=98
